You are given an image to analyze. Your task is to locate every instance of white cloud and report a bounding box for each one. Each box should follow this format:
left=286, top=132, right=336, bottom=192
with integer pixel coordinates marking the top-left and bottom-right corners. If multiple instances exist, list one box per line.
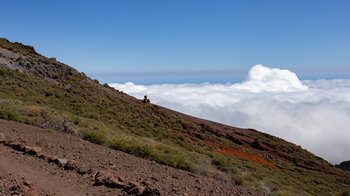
left=235, top=64, right=308, bottom=92
left=110, top=65, right=350, bottom=164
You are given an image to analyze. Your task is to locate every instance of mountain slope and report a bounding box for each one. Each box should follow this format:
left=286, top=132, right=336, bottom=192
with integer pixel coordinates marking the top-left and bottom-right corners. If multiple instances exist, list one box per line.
left=337, top=161, right=350, bottom=172
left=0, top=119, right=258, bottom=195
left=1, top=38, right=350, bottom=195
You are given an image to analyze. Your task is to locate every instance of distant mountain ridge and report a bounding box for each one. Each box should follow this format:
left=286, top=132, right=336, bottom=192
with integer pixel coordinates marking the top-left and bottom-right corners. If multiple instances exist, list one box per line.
left=337, top=161, right=350, bottom=172
left=1, top=37, right=350, bottom=195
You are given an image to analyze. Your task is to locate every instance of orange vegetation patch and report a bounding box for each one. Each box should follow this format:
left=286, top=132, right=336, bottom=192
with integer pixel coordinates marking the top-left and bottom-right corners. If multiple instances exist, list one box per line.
left=204, top=141, right=277, bottom=169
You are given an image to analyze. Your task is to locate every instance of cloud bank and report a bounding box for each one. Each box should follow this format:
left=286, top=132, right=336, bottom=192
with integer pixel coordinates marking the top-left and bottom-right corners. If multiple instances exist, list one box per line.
left=110, top=65, right=350, bottom=164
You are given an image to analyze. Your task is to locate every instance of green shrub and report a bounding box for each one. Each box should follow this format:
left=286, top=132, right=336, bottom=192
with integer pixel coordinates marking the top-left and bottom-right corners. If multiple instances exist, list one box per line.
left=83, top=130, right=107, bottom=145
left=7, top=46, right=15, bottom=51
left=153, top=144, right=193, bottom=171
left=26, top=106, right=42, bottom=117
left=70, top=115, right=81, bottom=125
left=0, top=105, right=24, bottom=123
left=110, top=135, right=193, bottom=172
left=231, top=174, right=244, bottom=185
left=0, top=69, right=10, bottom=76
left=212, top=156, right=231, bottom=172
left=111, top=136, right=154, bottom=158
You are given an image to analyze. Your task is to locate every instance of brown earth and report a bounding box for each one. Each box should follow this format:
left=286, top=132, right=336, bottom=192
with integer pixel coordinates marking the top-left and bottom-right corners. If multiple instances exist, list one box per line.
left=0, top=119, right=263, bottom=196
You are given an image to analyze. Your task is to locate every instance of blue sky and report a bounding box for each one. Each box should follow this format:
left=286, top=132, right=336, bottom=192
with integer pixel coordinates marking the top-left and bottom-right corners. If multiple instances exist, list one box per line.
left=1, top=0, right=350, bottom=84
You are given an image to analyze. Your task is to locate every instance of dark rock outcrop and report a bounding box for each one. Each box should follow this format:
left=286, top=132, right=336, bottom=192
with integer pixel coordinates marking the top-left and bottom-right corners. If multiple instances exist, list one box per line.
left=0, top=38, right=80, bottom=77
left=336, top=161, right=350, bottom=172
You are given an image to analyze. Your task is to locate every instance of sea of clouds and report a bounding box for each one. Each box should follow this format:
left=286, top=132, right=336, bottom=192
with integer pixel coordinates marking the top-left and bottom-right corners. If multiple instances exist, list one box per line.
left=110, top=65, right=350, bottom=164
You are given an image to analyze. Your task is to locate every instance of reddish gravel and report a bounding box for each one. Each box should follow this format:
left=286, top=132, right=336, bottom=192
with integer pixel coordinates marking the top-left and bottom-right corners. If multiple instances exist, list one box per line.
left=204, top=141, right=277, bottom=169
left=0, top=119, right=263, bottom=196
left=0, top=167, right=41, bottom=196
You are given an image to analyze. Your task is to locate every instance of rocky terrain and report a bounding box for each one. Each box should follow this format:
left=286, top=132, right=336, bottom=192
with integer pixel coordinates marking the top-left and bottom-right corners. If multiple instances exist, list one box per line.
left=0, top=119, right=259, bottom=196
left=1, top=37, right=350, bottom=195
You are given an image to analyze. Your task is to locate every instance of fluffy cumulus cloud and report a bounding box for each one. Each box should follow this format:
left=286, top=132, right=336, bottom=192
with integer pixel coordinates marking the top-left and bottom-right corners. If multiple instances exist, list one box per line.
left=110, top=65, right=350, bottom=164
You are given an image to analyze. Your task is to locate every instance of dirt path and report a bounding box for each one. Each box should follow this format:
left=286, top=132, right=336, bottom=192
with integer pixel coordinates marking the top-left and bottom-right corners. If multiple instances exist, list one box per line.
left=0, top=119, right=262, bottom=195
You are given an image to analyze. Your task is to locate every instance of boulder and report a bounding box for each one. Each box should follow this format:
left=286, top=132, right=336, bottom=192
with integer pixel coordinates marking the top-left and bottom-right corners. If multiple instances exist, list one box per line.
left=126, top=182, right=160, bottom=196
left=25, top=146, right=42, bottom=156
left=94, top=171, right=124, bottom=188
left=0, top=133, right=5, bottom=143
left=55, top=158, right=68, bottom=167
left=9, top=141, right=26, bottom=152
left=64, top=160, right=78, bottom=171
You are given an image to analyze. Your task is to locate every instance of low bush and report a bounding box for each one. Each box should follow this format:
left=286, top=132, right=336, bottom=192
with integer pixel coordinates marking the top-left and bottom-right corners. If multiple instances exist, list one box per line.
left=110, top=135, right=194, bottom=172
left=231, top=174, right=244, bottom=185
left=83, top=130, right=107, bottom=145
left=111, top=136, right=154, bottom=158
left=212, top=156, right=231, bottom=172
left=0, top=104, right=24, bottom=123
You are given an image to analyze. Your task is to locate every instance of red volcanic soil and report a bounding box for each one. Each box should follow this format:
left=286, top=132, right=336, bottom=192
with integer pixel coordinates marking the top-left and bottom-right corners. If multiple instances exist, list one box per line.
left=159, top=106, right=350, bottom=180
left=162, top=105, right=277, bottom=168
left=204, top=141, right=277, bottom=169
left=0, top=119, right=263, bottom=196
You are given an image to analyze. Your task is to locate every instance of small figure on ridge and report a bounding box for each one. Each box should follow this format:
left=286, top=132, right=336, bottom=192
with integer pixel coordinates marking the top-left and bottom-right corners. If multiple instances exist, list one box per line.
left=143, top=95, right=150, bottom=104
